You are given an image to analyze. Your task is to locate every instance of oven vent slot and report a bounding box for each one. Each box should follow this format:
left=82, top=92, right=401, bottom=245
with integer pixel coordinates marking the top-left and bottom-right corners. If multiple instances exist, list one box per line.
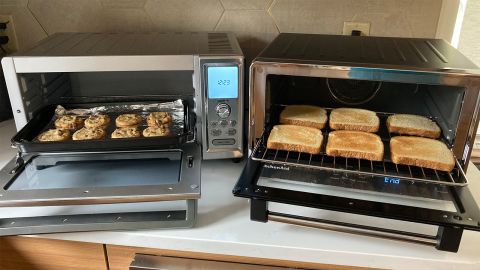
left=207, top=33, right=234, bottom=53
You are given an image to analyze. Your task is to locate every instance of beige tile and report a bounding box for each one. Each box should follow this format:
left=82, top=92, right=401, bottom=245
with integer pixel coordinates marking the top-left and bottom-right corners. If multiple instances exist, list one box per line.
left=0, top=5, right=47, bottom=50
left=100, top=0, right=147, bottom=9
left=100, top=9, right=153, bottom=32
left=28, top=0, right=104, bottom=34
left=145, top=0, right=224, bottom=31
left=216, top=10, right=278, bottom=34
left=220, top=0, right=273, bottom=10
left=233, top=31, right=277, bottom=65
left=270, top=0, right=440, bottom=37
left=0, top=0, right=27, bottom=6
left=352, top=12, right=413, bottom=38
left=365, top=0, right=441, bottom=37
left=270, top=0, right=361, bottom=35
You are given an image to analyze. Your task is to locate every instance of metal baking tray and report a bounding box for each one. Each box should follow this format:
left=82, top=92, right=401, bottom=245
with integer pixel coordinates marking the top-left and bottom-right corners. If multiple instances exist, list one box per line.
left=11, top=100, right=194, bottom=153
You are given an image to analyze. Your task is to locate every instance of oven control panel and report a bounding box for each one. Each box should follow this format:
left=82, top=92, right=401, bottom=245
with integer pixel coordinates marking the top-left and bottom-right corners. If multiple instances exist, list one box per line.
left=203, top=63, right=242, bottom=159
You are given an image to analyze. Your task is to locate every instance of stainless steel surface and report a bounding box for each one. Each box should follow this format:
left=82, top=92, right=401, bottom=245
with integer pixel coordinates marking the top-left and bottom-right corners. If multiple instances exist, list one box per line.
left=252, top=127, right=468, bottom=187
left=2, top=33, right=244, bottom=161
left=268, top=213, right=438, bottom=247
left=200, top=57, right=244, bottom=160
left=0, top=199, right=197, bottom=236
left=130, top=254, right=300, bottom=270
left=0, top=144, right=201, bottom=207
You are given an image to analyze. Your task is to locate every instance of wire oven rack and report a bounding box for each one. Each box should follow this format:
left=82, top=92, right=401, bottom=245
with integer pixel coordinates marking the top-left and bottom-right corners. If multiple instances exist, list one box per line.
left=252, top=108, right=468, bottom=187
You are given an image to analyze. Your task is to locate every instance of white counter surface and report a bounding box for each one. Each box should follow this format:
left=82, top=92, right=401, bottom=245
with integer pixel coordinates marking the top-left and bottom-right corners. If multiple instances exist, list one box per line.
left=1, top=119, right=480, bottom=270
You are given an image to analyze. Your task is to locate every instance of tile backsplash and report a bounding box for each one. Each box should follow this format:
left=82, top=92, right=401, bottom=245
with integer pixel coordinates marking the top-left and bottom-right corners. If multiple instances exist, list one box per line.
left=0, top=0, right=443, bottom=61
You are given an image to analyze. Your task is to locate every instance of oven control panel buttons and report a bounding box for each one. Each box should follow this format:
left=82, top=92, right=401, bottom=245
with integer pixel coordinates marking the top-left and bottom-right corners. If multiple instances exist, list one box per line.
left=210, top=129, right=222, bottom=136
left=227, top=128, right=237, bottom=136
left=210, top=121, right=218, bottom=127
left=212, top=139, right=236, bottom=145
left=216, top=103, right=231, bottom=119
left=220, top=120, right=228, bottom=127
left=229, top=120, right=237, bottom=127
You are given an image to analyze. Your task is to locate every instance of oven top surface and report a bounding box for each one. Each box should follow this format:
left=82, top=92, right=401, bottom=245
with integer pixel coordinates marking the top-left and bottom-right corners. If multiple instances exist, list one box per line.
left=256, top=33, right=478, bottom=72
left=11, top=32, right=242, bottom=57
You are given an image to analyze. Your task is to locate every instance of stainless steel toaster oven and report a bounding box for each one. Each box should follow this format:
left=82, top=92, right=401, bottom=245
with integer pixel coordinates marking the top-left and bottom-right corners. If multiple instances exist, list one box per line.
left=234, top=33, right=480, bottom=252
left=0, top=32, right=243, bottom=235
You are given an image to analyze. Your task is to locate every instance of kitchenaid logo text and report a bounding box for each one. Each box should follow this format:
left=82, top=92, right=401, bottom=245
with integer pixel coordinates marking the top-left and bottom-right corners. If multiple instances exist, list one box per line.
left=264, top=164, right=290, bottom=171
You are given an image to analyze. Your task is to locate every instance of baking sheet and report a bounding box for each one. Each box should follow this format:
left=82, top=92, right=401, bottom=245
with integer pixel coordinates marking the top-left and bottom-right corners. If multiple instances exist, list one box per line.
left=38, top=99, right=185, bottom=141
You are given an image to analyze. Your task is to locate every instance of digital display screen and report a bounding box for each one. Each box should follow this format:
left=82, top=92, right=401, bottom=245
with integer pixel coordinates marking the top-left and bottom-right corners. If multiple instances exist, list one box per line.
left=384, top=177, right=400, bottom=184
left=207, top=66, right=238, bottom=99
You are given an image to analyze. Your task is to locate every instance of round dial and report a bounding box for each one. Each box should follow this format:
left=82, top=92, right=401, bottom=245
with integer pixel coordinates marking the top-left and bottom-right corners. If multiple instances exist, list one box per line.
left=216, top=103, right=231, bottom=119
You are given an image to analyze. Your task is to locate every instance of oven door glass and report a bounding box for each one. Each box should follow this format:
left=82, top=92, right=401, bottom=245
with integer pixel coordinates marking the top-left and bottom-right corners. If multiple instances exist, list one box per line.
left=0, top=143, right=200, bottom=235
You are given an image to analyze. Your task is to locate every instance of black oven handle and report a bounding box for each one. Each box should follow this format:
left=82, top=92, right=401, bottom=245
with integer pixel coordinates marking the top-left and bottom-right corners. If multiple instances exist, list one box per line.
left=250, top=199, right=464, bottom=252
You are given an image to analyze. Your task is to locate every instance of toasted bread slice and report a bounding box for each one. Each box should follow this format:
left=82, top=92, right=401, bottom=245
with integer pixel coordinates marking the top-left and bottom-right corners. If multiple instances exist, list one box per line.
left=329, top=108, right=379, bottom=133
left=267, top=125, right=323, bottom=154
left=279, top=105, right=328, bottom=129
left=326, top=130, right=384, bottom=161
left=390, top=136, right=455, bottom=172
left=387, top=114, right=441, bottom=139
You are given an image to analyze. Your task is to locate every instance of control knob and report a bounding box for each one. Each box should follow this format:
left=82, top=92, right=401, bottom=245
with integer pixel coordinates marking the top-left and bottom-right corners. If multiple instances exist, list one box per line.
left=216, top=103, right=231, bottom=119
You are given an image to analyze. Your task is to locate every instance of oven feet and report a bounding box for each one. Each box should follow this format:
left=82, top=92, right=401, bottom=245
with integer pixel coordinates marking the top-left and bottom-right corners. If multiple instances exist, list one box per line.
left=436, top=226, right=463, bottom=252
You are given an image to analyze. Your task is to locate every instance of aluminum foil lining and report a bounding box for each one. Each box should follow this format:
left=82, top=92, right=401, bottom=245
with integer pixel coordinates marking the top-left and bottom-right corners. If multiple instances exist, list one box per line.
left=53, top=99, right=185, bottom=137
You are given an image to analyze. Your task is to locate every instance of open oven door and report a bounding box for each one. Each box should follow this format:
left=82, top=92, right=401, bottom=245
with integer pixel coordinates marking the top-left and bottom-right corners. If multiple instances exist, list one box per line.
left=233, top=144, right=480, bottom=253
left=0, top=143, right=200, bottom=235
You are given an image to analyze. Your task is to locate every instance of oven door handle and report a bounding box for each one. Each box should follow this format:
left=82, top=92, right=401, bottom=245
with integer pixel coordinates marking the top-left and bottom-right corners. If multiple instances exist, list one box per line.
left=250, top=199, right=464, bottom=252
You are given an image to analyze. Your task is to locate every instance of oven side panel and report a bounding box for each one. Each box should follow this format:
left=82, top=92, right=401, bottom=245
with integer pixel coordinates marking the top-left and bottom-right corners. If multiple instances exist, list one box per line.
left=1, top=57, right=26, bottom=130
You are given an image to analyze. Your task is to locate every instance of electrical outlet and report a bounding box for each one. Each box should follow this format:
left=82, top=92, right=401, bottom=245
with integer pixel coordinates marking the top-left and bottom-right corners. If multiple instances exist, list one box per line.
left=343, top=22, right=371, bottom=36
left=0, top=15, right=18, bottom=53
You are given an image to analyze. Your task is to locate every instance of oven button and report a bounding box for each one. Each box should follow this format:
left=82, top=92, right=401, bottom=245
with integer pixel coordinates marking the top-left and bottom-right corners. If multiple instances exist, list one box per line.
left=216, top=103, right=231, bottom=119
left=210, top=129, right=221, bottom=136
left=212, top=139, right=236, bottom=145
left=210, top=121, right=218, bottom=127
left=229, top=120, right=237, bottom=127
left=220, top=120, right=228, bottom=127
left=227, top=128, right=236, bottom=136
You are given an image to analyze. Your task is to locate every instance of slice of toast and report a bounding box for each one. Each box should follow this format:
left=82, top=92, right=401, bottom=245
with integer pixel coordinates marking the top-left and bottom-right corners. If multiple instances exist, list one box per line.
left=279, top=105, right=328, bottom=129
left=387, top=114, right=441, bottom=139
left=267, top=125, right=323, bottom=154
left=390, top=136, right=455, bottom=172
left=329, top=108, right=379, bottom=133
left=326, top=130, right=384, bottom=161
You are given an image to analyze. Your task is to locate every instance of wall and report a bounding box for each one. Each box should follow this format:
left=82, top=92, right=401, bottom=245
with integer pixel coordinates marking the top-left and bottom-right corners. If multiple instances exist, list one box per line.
left=459, top=0, right=480, bottom=65
left=0, top=0, right=443, bottom=62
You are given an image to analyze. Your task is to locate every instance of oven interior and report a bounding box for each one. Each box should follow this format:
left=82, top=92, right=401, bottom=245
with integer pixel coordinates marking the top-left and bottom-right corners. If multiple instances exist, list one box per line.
left=249, top=74, right=469, bottom=212
left=17, top=71, right=195, bottom=121
left=265, top=75, right=465, bottom=145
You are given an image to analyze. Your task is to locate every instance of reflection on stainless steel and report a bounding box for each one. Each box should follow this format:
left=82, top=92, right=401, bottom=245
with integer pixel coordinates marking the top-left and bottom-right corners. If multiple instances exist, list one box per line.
left=268, top=213, right=438, bottom=247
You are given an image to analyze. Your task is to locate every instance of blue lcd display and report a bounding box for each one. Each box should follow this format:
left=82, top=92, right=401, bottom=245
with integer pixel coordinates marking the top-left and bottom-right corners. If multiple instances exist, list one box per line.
left=207, top=66, right=238, bottom=99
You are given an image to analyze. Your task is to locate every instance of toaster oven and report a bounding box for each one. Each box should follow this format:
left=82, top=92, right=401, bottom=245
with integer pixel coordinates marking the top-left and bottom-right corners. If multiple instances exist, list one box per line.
left=234, top=33, right=480, bottom=252
left=0, top=32, right=243, bottom=235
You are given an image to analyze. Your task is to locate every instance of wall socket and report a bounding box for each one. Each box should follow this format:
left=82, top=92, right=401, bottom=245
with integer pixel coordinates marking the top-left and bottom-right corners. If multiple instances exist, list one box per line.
left=343, top=22, right=371, bottom=36
left=0, top=15, right=18, bottom=53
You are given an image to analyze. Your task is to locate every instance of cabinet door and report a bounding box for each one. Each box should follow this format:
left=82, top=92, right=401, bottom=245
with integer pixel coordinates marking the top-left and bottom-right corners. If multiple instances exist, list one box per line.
left=0, top=237, right=107, bottom=270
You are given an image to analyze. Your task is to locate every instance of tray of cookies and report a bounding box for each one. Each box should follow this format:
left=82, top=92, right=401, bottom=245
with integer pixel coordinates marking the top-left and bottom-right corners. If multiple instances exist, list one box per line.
left=12, top=99, right=193, bottom=153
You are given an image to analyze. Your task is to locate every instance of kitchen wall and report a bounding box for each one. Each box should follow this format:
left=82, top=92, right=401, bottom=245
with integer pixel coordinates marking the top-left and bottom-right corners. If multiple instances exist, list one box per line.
left=459, top=0, right=480, bottom=66
left=0, top=0, right=443, bottom=62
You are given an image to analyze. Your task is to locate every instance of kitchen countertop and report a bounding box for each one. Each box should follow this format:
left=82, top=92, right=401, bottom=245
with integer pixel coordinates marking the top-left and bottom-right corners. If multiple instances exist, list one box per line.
left=1, top=119, right=480, bottom=270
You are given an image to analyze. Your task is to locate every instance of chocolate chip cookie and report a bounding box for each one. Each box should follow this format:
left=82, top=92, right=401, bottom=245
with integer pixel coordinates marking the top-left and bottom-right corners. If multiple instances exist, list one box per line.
left=72, top=127, right=106, bottom=140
